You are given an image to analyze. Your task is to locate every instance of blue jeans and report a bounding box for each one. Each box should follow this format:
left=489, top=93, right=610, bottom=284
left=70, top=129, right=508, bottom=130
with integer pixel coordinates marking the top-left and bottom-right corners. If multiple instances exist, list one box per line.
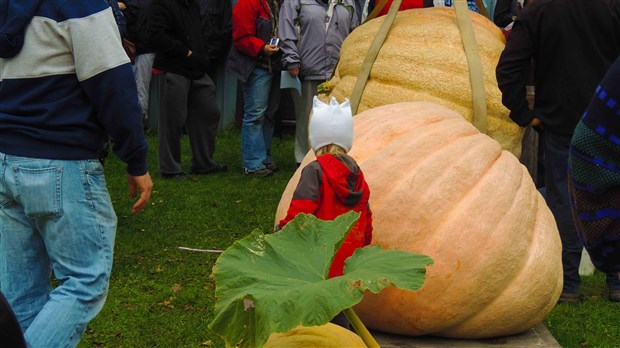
left=0, top=153, right=117, bottom=348
left=241, top=67, right=279, bottom=171
left=543, top=133, right=620, bottom=293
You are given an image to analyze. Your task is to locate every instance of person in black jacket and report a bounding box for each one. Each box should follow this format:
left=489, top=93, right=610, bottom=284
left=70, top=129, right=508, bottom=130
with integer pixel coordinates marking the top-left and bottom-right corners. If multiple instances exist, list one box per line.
left=493, top=0, right=519, bottom=28
left=496, top=0, right=620, bottom=303
left=148, top=0, right=227, bottom=179
left=197, top=0, right=232, bottom=79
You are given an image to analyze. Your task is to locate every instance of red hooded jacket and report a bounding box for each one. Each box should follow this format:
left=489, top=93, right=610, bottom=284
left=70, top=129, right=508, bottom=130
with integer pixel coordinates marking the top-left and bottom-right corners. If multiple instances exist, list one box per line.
left=226, top=0, right=280, bottom=82
left=374, top=0, right=426, bottom=17
left=279, top=154, right=373, bottom=278
left=231, top=0, right=274, bottom=58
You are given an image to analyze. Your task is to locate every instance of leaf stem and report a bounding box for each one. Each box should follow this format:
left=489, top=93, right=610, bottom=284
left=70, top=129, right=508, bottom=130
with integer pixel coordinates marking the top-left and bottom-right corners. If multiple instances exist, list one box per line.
left=343, top=307, right=380, bottom=348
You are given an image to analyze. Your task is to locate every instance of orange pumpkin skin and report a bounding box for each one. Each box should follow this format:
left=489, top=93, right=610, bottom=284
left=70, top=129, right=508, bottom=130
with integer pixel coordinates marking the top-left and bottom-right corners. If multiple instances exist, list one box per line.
left=275, top=102, right=562, bottom=338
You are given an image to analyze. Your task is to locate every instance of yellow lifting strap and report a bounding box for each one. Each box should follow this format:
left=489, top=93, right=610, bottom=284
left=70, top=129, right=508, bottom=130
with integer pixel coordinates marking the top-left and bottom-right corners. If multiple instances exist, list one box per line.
left=454, top=0, right=488, bottom=134
left=350, top=0, right=403, bottom=115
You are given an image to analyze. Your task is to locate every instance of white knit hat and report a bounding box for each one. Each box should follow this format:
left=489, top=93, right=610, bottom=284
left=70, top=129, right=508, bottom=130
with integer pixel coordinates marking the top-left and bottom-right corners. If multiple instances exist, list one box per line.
left=309, top=96, right=354, bottom=153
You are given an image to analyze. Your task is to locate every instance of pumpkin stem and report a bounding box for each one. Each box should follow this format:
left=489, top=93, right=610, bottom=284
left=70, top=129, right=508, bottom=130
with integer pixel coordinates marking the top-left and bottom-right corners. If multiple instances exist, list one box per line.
left=343, top=307, right=380, bottom=348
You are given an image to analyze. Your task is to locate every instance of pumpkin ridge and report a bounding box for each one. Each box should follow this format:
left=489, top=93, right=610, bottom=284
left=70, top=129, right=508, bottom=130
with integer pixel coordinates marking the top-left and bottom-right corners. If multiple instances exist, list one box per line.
left=363, top=72, right=474, bottom=108
left=430, top=155, right=537, bottom=333
left=348, top=109, right=461, bottom=166
left=441, top=189, right=562, bottom=337
left=356, top=89, right=470, bottom=121
left=367, top=131, right=491, bottom=255
left=406, top=137, right=506, bottom=282
left=360, top=118, right=481, bottom=222
left=372, top=145, right=532, bottom=334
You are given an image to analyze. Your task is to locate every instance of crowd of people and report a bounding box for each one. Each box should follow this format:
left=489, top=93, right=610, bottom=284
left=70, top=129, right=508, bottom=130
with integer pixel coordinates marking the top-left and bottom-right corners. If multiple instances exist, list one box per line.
left=1, top=0, right=620, bottom=347
left=119, top=0, right=524, bottom=179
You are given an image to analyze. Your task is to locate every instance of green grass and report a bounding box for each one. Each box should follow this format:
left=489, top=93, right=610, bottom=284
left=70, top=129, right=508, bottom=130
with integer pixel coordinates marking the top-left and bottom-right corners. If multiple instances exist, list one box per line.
left=545, top=271, right=620, bottom=348
left=79, top=128, right=620, bottom=347
left=80, top=128, right=295, bottom=347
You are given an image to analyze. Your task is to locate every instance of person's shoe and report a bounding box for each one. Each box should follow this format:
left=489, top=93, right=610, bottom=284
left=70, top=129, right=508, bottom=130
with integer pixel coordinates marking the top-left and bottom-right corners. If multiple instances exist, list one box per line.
left=557, top=292, right=579, bottom=304
left=609, top=289, right=620, bottom=302
left=161, top=172, right=188, bottom=180
left=190, top=163, right=228, bottom=175
left=244, top=167, right=273, bottom=177
left=265, top=162, right=279, bottom=172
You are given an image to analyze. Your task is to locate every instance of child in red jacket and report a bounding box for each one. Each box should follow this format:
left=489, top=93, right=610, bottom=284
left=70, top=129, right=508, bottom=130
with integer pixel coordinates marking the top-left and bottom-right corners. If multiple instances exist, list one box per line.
left=277, top=96, right=373, bottom=279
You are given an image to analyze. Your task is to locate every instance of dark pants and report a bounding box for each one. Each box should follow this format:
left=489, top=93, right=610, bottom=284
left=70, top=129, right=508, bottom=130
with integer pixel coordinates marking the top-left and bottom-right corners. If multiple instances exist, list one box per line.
left=158, top=72, right=221, bottom=175
left=0, top=292, right=26, bottom=348
left=543, top=132, right=620, bottom=293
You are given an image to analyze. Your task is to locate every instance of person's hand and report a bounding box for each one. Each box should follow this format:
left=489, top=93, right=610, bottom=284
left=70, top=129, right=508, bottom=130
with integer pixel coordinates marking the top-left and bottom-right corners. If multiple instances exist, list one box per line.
left=288, top=67, right=299, bottom=77
left=186, top=50, right=193, bottom=57
left=118, top=2, right=126, bottom=10
left=127, top=172, right=153, bottom=215
left=263, top=44, right=279, bottom=57
left=529, top=117, right=541, bottom=127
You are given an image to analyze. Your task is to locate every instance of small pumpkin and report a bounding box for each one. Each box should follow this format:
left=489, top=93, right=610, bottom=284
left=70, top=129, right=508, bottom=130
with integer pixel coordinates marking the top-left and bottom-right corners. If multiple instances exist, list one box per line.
left=325, top=7, right=523, bottom=156
left=264, top=323, right=365, bottom=348
left=275, top=102, right=562, bottom=338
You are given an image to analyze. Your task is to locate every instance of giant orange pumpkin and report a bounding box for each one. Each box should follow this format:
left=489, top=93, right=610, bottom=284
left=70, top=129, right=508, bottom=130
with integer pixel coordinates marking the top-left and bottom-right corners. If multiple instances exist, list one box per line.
left=275, top=102, right=562, bottom=338
left=325, top=7, right=523, bottom=156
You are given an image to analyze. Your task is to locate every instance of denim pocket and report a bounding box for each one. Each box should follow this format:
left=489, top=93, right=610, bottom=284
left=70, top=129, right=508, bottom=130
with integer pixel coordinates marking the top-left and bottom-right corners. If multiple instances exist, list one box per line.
left=14, top=166, right=63, bottom=218
left=84, top=159, right=104, bottom=176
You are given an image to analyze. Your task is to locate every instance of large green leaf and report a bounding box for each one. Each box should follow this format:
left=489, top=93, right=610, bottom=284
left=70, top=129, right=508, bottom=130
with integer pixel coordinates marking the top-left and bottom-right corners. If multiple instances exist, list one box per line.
left=208, top=212, right=433, bottom=348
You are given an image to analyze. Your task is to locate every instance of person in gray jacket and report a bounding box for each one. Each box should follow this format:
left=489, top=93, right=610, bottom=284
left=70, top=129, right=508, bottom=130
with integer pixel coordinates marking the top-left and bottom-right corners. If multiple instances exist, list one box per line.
left=278, top=0, right=358, bottom=165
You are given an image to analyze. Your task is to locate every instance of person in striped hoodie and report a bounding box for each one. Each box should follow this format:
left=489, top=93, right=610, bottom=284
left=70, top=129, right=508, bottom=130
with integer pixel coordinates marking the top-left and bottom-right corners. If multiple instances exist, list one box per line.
left=0, top=1, right=153, bottom=347
left=569, top=56, right=620, bottom=303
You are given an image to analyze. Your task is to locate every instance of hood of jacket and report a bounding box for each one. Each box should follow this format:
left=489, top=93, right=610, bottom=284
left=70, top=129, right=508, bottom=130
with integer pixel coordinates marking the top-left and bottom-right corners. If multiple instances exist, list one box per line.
left=0, top=0, right=43, bottom=57
left=317, top=154, right=365, bottom=207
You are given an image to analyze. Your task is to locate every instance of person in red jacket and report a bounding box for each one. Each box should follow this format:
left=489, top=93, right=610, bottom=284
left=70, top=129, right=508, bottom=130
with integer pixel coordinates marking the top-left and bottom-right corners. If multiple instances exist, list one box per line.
left=226, top=0, right=281, bottom=177
left=277, top=96, right=373, bottom=279
left=372, top=0, right=429, bottom=17
left=367, top=0, right=481, bottom=20
left=276, top=96, right=372, bottom=329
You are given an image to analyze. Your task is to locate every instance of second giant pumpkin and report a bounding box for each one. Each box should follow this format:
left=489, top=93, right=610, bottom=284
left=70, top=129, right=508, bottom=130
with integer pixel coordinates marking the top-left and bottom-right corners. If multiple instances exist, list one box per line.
left=325, top=7, right=523, bottom=156
left=275, top=102, right=562, bottom=338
